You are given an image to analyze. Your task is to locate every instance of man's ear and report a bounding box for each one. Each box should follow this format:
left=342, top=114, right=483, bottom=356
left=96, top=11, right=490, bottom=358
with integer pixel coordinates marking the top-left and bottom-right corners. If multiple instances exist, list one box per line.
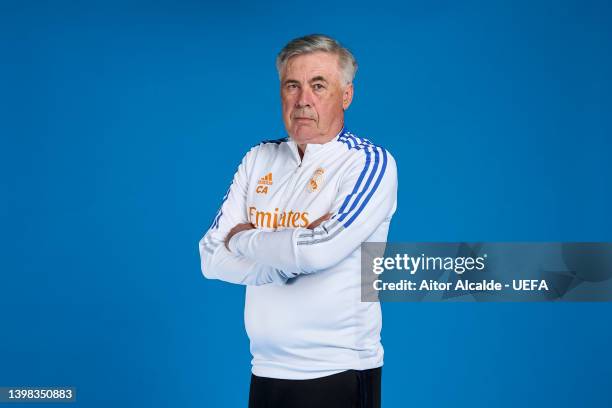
left=342, top=83, right=354, bottom=110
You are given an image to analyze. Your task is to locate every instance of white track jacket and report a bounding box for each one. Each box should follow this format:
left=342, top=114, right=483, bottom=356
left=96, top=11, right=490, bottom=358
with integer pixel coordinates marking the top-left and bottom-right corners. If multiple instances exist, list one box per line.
left=199, top=127, right=397, bottom=380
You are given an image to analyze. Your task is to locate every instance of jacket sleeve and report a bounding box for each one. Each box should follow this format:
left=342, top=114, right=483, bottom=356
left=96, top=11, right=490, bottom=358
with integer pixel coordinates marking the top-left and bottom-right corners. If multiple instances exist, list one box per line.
left=198, top=146, right=289, bottom=285
left=229, top=146, right=397, bottom=275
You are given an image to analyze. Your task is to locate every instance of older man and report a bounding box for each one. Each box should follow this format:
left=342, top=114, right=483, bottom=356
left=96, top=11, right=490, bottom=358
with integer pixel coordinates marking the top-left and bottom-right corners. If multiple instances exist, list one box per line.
left=199, top=34, right=397, bottom=408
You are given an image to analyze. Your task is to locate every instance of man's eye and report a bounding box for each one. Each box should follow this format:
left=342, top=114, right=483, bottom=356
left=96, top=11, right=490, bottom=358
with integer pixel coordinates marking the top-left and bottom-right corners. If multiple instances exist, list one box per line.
left=313, top=84, right=325, bottom=90
left=287, top=83, right=298, bottom=89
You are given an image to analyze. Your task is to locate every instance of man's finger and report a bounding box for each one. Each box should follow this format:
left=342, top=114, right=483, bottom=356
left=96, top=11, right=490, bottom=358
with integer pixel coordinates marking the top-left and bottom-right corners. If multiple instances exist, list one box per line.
left=307, top=213, right=332, bottom=229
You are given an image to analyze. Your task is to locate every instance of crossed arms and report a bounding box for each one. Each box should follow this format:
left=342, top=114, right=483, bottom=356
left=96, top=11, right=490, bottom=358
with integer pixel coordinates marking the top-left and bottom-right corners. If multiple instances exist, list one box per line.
left=198, top=145, right=397, bottom=286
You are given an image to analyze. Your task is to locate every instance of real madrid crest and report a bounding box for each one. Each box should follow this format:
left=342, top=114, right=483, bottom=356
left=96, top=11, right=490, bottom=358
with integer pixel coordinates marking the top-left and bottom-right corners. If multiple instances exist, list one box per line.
left=307, top=168, right=325, bottom=193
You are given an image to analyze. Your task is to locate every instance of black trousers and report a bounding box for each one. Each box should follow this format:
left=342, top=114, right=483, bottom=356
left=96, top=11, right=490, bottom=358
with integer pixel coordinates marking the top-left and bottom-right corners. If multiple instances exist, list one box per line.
left=248, top=367, right=381, bottom=408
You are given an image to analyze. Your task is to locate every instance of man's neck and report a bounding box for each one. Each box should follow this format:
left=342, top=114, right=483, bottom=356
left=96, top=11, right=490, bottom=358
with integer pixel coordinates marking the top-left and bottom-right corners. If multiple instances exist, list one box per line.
left=297, top=144, right=306, bottom=160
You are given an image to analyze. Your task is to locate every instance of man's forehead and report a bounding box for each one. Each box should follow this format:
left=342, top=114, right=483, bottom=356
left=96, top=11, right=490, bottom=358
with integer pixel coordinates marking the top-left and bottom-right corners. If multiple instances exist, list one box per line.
left=282, top=52, right=342, bottom=81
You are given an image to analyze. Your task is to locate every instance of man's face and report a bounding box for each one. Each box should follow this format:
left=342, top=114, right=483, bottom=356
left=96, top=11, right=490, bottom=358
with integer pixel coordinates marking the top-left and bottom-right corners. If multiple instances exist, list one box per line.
left=280, top=51, right=353, bottom=145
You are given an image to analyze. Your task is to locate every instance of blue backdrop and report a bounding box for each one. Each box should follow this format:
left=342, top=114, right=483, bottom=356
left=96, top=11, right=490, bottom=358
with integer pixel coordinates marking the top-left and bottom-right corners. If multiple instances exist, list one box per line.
left=2, top=0, right=611, bottom=406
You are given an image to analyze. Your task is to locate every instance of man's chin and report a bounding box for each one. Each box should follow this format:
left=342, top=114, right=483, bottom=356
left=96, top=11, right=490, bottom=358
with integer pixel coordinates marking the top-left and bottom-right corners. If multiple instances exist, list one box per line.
left=290, top=124, right=319, bottom=144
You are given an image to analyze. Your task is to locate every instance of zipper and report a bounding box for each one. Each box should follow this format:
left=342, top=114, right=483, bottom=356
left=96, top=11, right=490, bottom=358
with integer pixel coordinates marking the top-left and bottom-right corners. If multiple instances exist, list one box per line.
left=275, top=145, right=305, bottom=223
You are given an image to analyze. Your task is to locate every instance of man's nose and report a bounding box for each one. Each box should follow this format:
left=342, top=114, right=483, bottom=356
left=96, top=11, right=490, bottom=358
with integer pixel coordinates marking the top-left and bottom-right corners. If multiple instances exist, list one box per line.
left=296, top=87, right=314, bottom=108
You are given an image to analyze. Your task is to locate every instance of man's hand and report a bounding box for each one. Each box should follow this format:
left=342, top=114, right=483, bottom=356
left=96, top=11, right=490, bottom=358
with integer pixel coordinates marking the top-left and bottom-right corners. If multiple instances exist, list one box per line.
left=307, top=213, right=331, bottom=230
left=225, top=222, right=255, bottom=250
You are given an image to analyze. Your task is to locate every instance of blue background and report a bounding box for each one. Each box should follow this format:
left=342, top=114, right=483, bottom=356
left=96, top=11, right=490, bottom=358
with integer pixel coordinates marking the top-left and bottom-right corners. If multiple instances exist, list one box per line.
left=1, top=0, right=611, bottom=406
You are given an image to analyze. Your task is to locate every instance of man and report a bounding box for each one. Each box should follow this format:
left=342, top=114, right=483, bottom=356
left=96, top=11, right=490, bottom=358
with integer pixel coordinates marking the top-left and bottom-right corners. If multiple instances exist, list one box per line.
left=199, top=34, right=397, bottom=408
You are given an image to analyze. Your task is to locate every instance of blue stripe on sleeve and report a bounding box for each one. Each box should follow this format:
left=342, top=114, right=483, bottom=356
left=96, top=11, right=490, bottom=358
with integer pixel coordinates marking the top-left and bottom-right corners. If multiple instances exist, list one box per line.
left=209, top=185, right=231, bottom=230
left=337, top=146, right=380, bottom=223
left=344, top=147, right=388, bottom=227
left=335, top=146, right=372, bottom=217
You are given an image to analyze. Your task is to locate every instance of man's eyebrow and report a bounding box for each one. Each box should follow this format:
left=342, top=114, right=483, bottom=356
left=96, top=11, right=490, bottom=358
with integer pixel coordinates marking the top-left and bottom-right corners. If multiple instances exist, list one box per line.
left=309, top=76, right=328, bottom=83
left=283, top=79, right=300, bottom=86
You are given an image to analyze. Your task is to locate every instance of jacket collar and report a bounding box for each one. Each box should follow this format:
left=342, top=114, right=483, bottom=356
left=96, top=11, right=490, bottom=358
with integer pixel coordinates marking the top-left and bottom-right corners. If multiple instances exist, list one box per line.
left=286, top=125, right=345, bottom=164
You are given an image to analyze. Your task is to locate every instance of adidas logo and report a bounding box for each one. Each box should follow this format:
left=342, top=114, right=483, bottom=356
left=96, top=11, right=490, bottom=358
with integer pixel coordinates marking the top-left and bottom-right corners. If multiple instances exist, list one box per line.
left=256, top=172, right=272, bottom=194
left=258, top=172, right=273, bottom=185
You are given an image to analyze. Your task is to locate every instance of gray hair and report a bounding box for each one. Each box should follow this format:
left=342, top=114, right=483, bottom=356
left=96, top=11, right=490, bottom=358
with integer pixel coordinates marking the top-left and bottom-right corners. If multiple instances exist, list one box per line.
left=276, top=34, right=358, bottom=86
